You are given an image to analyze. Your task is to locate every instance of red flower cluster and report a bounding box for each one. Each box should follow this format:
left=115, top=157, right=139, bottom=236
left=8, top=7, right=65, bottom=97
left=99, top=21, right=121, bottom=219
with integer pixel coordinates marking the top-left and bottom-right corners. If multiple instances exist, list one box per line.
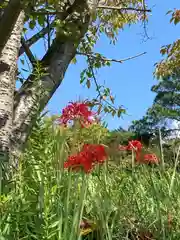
left=119, top=140, right=159, bottom=165
left=59, top=101, right=95, bottom=127
left=143, top=153, right=159, bottom=164
left=64, top=144, right=107, bottom=173
left=126, top=140, right=143, bottom=151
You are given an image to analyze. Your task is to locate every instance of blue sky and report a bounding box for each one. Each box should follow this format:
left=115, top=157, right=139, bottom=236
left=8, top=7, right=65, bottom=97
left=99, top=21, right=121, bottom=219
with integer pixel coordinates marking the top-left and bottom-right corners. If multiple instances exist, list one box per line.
left=18, top=0, right=180, bottom=130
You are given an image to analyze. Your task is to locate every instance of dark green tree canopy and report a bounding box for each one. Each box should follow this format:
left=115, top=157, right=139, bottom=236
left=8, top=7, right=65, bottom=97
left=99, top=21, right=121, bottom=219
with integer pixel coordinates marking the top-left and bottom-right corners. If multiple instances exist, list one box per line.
left=151, top=70, right=180, bottom=121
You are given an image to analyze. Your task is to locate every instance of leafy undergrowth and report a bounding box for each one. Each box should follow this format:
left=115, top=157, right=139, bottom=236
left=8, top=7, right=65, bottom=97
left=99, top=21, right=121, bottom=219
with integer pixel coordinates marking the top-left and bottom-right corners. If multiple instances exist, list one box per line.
left=0, top=117, right=180, bottom=240
left=0, top=101, right=180, bottom=240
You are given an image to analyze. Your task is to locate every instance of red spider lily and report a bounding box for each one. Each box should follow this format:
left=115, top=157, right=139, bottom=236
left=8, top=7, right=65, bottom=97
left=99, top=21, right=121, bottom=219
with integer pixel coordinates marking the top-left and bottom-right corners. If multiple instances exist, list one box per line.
left=82, top=144, right=107, bottom=163
left=118, top=145, right=129, bottom=151
left=118, top=141, right=142, bottom=151
left=135, top=152, right=159, bottom=165
left=127, top=140, right=143, bottom=151
left=64, top=144, right=107, bottom=173
left=59, top=101, right=95, bottom=127
left=118, top=140, right=159, bottom=165
left=143, top=154, right=159, bottom=164
left=64, top=153, right=93, bottom=173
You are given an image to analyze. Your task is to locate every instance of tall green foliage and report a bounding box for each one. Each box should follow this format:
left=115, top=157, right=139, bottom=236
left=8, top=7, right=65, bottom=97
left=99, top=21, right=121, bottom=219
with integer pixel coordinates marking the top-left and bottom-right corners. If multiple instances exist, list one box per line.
left=1, top=117, right=180, bottom=239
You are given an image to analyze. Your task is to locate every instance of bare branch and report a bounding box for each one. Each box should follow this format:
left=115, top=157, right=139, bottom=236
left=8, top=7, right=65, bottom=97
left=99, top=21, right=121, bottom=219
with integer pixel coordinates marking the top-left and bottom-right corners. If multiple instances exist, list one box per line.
left=32, top=5, right=151, bottom=15
left=0, top=0, right=22, bottom=57
left=96, top=5, right=151, bottom=12
left=0, top=0, right=5, bottom=18
left=46, top=0, right=51, bottom=49
left=140, top=0, right=151, bottom=41
left=81, top=42, right=118, bottom=111
left=19, top=21, right=55, bottom=56
left=20, top=37, right=36, bottom=66
left=31, top=10, right=58, bottom=15
left=77, top=51, right=147, bottom=63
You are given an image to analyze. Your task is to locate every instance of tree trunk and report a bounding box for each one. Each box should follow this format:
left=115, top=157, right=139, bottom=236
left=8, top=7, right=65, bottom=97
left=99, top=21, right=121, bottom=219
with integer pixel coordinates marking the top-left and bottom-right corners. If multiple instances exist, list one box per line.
left=0, top=11, right=24, bottom=163
left=0, top=0, right=22, bottom=57
left=10, top=2, right=90, bottom=164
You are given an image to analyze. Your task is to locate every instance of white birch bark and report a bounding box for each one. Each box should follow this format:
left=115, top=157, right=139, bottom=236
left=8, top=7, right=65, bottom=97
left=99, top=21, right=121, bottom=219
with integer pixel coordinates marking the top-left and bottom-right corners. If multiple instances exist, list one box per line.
left=0, top=0, right=22, bottom=57
left=0, top=11, right=24, bottom=162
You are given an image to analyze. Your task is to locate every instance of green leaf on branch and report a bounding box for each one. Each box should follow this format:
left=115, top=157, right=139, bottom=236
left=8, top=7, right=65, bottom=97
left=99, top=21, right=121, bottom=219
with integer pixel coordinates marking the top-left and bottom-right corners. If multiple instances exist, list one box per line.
left=37, top=15, right=46, bottom=27
left=29, top=20, right=36, bottom=30
left=86, top=79, right=91, bottom=88
left=117, top=108, right=126, bottom=118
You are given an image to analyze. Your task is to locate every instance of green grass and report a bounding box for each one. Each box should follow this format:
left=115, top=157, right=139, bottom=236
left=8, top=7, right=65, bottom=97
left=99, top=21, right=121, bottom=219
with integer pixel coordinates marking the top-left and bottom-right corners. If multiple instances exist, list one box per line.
left=0, top=120, right=180, bottom=239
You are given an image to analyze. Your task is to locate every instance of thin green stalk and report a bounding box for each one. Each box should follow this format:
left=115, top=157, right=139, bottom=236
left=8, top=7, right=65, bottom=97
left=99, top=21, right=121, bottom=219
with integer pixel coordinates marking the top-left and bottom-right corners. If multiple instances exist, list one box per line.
left=0, top=161, right=2, bottom=196
left=131, top=149, right=135, bottom=169
left=148, top=170, right=166, bottom=239
left=169, top=145, right=180, bottom=196
left=159, top=128, right=165, bottom=170
left=77, top=175, right=88, bottom=240
left=63, top=170, right=72, bottom=237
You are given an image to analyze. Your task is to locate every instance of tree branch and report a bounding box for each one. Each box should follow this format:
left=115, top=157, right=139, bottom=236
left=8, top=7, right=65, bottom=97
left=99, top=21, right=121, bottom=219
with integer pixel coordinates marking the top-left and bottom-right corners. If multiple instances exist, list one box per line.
left=20, top=37, right=36, bottom=66
left=81, top=42, right=118, bottom=111
left=77, top=51, right=147, bottom=63
left=19, top=21, right=55, bottom=56
left=96, top=5, right=151, bottom=12
left=46, top=0, right=51, bottom=49
left=32, top=5, right=151, bottom=15
left=0, top=0, right=22, bottom=57
left=0, top=0, right=5, bottom=18
left=19, top=0, right=82, bottom=56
